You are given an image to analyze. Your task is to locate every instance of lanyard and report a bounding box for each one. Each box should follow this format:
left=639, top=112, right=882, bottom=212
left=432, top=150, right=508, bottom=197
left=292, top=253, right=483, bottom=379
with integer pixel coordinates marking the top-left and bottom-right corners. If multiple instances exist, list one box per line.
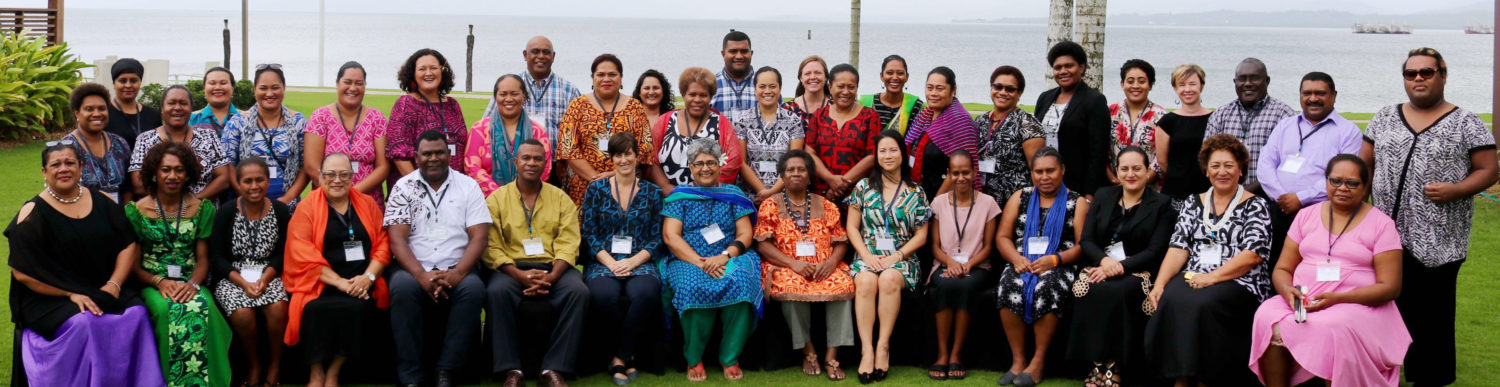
left=255, top=113, right=282, bottom=168
left=592, top=92, right=621, bottom=130
left=1113, top=195, right=1140, bottom=242
left=115, top=99, right=143, bottom=138
left=153, top=195, right=187, bottom=245
left=1325, top=204, right=1361, bottom=257
left=70, top=131, right=111, bottom=188
left=529, top=75, right=553, bottom=104
left=422, top=179, right=450, bottom=222
left=1295, top=117, right=1335, bottom=153
left=519, top=190, right=539, bottom=236
left=336, top=104, right=363, bottom=149
left=1237, top=104, right=1263, bottom=140
left=726, top=73, right=751, bottom=97
left=419, top=94, right=450, bottom=134
left=330, top=205, right=357, bottom=241
left=880, top=179, right=905, bottom=232
left=951, top=193, right=976, bottom=254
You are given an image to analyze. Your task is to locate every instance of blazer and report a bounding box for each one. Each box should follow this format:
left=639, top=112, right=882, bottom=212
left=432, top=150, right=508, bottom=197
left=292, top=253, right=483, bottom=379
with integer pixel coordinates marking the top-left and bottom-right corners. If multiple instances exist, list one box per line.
left=208, top=199, right=292, bottom=280
left=1079, top=185, right=1176, bottom=272
left=1035, top=83, right=1112, bottom=195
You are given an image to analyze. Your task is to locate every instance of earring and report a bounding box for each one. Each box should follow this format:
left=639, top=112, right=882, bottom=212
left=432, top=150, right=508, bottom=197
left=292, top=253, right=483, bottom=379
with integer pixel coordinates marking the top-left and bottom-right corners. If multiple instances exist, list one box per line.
left=1175, top=98, right=1181, bottom=105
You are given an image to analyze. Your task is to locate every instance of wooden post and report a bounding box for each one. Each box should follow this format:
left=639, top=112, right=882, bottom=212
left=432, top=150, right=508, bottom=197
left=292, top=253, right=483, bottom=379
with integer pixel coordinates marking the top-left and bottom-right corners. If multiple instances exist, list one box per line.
left=849, top=0, right=860, bottom=69
left=241, top=0, right=249, bottom=79
left=466, top=25, right=474, bottom=93
left=222, top=20, right=230, bottom=68
left=49, top=0, right=62, bottom=45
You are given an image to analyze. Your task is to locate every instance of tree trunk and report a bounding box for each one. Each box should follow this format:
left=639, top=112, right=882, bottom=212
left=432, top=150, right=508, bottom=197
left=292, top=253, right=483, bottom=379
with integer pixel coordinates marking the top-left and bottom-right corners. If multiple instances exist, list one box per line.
left=1045, top=0, right=1074, bottom=88
left=850, top=0, right=861, bottom=69
left=1075, top=0, right=1107, bottom=89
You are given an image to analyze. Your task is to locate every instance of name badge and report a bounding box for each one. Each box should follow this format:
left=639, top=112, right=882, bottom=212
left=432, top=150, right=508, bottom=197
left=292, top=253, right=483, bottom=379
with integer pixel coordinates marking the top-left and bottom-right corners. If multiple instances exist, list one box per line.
left=447, top=144, right=456, bottom=155
left=953, top=254, right=970, bottom=264
left=611, top=235, right=633, bottom=255
left=597, top=137, right=610, bottom=152
left=1316, top=261, right=1341, bottom=282
left=1195, top=243, right=1221, bottom=267
left=796, top=240, right=817, bottom=257
left=343, top=241, right=366, bottom=261
left=350, top=161, right=361, bottom=172
left=1026, top=236, right=1050, bottom=255
left=1278, top=153, right=1305, bottom=174
left=268, top=166, right=281, bottom=179
left=240, top=264, right=264, bottom=283
left=757, top=161, right=777, bottom=173
left=1106, top=242, right=1127, bottom=261
left=166, top=264, right=183, bottom=279
left=875, top=236, right=897, bottom=253
left=978, top=158, right=998, bottom=173
left=104, top=191, right=120, bottom=203
left=523, top=238, right=545, bottom=256
left=699, top=224, right=726, bottom=244
left=907, top=155, right=916, bottom=167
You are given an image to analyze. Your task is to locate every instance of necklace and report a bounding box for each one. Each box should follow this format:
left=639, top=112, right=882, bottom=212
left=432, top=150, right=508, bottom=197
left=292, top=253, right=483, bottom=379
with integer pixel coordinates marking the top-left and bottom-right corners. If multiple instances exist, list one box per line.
left=46, top=187, right=82, bottom=204
left=787, top=192, right=811, bottom=208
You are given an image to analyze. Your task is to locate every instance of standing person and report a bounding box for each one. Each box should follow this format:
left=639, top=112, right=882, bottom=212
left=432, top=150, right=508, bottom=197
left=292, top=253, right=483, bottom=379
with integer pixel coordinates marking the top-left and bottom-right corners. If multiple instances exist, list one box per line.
left=1361, top=47, right=1498, bottom=387
left=127, top=141, right=232, bottom=387
left=1204, top=58, right=1297, bottom=195
left=1108, top=59, right=1169, bottom=183
left=556, top=54, right=655, bottom=204
left=1035, top=41, right=1110, bottom=200
left=1145, top=134, right=1274, bottom=386
left=223, top=64, right=310, bottom=208
left=66, top=83, right=133, bottom=202
left=6, top=143, right=164, bottom=386
left=104, top=58, right=161, bottom=150
left=128, top=85, right=233, bottom=200
left=994, top=148, right=1089, bottom=387
left=518, top=36, right=583, bottom=143
left=210, top=158, right=292, bottom=387
left=846, top=131, right=930, bottom=383
left=925, top=152, right=1001, bottom=382
left=804, top=64, right=882, bottom=202
left=483, top=140, right=588, bottom=387
left=1155, top=64, right=1213, bottom=207
left=632, top=70, right=676, bottom=129
left=1068, top=147, right=1176, bottom=387
left=465, top=74, right=553, bottom=196
left=710, top=30, right=757, bottom=118
left=861, top=55, right=924, bottom=135
left=754, top=150, right=855, bottom=381
left=783, top=55, right=832, bottom=129
left=650, top=67, right=744, bottom=191
left=190, top=67, right=240, bottom=135
left=580, top=133, right=664, bottom=386
left=388, top=48, right=467, bottom=183
left=905, top=66, right=978, bottom=199
left=306, top=61, right=391, bottom=204
left=733, top=66, right=804, bottom=202
left=975, top=66, right=1045, bottom=207
left=1250, top=155, right=1410, bottom=387
left=659, top=138, right=763, bottom=382
left=385, top=132, right=490, bottom=387
left=1258, top=72, right=1362, bottom=262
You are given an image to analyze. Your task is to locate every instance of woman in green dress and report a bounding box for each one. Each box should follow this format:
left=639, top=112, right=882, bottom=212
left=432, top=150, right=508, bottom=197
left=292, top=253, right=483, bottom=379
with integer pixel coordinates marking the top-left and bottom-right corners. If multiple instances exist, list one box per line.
left=128, top=141, right=232, bottom=386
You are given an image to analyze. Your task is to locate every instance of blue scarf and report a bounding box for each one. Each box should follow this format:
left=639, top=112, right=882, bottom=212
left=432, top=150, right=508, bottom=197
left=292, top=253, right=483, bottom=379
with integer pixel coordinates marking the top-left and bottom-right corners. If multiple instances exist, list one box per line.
left=663, top=184, right=757, bottom=225
left=487, top=104, right=533, bottom=186
left=1020, top=185, right=1069, bottom=323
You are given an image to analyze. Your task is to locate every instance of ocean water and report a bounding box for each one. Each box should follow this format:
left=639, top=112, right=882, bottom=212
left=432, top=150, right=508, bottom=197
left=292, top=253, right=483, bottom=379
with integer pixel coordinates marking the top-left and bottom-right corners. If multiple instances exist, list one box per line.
left=65, top=9, right=1494, bottom=113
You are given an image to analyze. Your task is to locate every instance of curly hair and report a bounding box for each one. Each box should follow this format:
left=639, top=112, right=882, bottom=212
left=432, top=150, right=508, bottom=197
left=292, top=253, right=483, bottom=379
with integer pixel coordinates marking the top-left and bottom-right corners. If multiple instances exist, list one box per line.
left=632, top=69, right=676, bottom=111
left=1197, top=133, right=1250, bottom=183
left=1120, top=59, right=1156, bottom=86
left=1047, top=41, right=1087, bottom=68
left=398, top=48, right=455, bottom=97
left=678, top=67, right=717, bottom=97
left=990, top=66, right=1026, bottom=93
left=141, top=141, right=203, bottom=194
left=69, top=83, right=110, bottom=112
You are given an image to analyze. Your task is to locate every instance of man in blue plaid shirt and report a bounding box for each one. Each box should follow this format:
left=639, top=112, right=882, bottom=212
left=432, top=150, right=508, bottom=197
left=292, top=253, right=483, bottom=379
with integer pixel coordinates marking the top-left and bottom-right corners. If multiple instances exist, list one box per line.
left=711, top=30, right=757, bottom=118
left=501, top=36, right=582, bottom=150
left=1205, top=57, right=1296, bottom=194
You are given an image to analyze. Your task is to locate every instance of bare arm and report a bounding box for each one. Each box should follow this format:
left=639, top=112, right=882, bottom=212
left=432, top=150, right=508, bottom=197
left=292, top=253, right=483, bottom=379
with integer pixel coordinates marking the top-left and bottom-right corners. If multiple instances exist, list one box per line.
left=355, top=137, right=391, bottom=193
left=196, top=165, right=234, bottom=200
left=1154, top=126, right=1170, bottom=175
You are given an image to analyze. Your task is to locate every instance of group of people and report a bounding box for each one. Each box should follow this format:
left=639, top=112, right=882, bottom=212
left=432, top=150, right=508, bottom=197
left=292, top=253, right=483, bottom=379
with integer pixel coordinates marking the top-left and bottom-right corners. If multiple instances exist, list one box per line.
left=7, top=28, right=1495, bottom=387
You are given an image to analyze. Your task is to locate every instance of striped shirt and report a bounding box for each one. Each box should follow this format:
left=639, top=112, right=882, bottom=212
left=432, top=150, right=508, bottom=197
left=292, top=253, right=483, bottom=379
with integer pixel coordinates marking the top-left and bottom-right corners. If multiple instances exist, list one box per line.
left=1204, top=96, right=1296, bottom=187
left=711, top=69, right=757, bottom=118
left=520, top=72, right=582, bottom=148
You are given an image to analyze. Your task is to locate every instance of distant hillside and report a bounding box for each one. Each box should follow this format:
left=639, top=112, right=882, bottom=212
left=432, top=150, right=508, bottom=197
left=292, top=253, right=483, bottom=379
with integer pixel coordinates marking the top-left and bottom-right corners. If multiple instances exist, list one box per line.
left=958, top=4, right=1496, bottom=30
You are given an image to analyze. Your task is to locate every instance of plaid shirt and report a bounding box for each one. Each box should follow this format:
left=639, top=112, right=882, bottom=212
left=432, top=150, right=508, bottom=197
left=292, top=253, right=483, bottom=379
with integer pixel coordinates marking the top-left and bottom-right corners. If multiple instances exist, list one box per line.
left=711, top=68, right=757, bottom=118
left=1205, top=96, right=1296, bottom=187
left=513, top=72, right=582, bottom=148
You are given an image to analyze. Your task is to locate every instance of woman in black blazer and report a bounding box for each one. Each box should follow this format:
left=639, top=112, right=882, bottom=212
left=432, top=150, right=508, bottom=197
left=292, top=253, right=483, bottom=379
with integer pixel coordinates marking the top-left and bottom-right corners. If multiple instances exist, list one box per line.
left=1034, top=41, right=1111, bottom=199
left=1066, top=147, right=1176, bottom=387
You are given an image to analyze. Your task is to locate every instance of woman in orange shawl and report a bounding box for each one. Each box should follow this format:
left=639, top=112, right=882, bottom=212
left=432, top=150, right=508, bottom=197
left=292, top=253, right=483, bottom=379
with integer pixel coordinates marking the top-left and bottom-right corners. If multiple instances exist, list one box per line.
left=283, top=153, right=389, bottom=387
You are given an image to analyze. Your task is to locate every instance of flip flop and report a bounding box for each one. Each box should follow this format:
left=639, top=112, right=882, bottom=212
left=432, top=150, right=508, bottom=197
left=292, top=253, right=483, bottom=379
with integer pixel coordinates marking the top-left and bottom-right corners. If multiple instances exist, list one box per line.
left=928, top=364, right=949, bottom=381
left=948, top=363, right=967, bottom=380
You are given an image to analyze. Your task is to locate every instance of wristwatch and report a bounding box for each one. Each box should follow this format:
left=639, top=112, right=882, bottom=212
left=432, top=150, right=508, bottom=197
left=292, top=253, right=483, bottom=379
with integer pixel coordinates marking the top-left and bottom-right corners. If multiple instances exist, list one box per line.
left=364, top=273, right=377, bottom=281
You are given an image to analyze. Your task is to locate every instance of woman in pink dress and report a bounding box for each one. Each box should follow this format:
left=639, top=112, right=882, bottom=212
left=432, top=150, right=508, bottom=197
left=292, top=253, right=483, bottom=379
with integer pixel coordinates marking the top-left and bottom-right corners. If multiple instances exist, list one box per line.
left=305, top=61, right=390, bottom=204
left=464, top=74, right=552, bottom=196
left=1250, top=155, right=1409, bottom=387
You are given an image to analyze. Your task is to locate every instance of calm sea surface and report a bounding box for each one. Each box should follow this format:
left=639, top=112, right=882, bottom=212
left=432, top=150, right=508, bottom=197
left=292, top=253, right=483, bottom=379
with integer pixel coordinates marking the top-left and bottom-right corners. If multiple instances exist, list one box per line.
left=66, top=9, right=1494, bottom=113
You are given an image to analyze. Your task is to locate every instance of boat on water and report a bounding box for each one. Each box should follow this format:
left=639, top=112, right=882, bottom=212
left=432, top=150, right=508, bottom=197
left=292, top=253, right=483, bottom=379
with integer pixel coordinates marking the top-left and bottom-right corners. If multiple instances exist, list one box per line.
left=1465, top=25, right=1494, bottom=34
left=1352, top=23, right=1413, bottom=34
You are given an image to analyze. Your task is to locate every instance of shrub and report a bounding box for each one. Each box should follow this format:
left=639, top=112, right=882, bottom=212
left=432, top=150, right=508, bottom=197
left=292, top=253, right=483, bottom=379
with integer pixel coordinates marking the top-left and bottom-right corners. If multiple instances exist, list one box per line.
left=139, top=79, right=256, bottom=111
left=0, top=31, right=91, bottom=141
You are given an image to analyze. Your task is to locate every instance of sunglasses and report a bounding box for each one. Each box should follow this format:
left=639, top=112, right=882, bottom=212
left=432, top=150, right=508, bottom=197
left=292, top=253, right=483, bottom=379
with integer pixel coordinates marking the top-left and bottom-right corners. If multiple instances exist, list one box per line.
left=256, top=63, right=282, bottom=71
left=991, top=84, right=1020, bottom=93
left=1402, top=68, right=1439, bottom=81
left=1327, top=177, right=1363, bottom=189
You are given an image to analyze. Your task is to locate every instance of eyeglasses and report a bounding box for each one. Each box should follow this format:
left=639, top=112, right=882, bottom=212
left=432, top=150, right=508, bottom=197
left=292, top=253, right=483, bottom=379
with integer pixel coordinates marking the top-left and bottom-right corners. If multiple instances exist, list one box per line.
left=526, top=48, right=554, bottom=56
left=45, top=139, right=75, bottom=147
left=255, top=63, right=282, bottom=71
left=320, top=171, right=354, bottom=181
left=1233, top=74, right=1265, bottom=83
left=689, top=160, right=720, bottom=169
left=991, top=84, right=1020, bottom=93
left=1402, top=68, right=1439, bottom=81
left=1327, top=177, right=1363, bottom=189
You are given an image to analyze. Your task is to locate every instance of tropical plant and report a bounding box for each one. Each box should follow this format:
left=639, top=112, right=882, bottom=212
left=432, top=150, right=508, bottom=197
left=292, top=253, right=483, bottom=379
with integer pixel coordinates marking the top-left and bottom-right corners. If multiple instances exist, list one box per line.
left=0, top=31, right=91, bottom=141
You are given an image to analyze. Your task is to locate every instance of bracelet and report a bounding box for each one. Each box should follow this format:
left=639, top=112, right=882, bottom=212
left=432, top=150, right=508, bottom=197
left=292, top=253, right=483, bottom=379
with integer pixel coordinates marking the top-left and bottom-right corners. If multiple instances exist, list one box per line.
left=105, top=280, right=122, bottom=290
left=728, top=241, right=746, bottom=257
left=1051, top=255, right=1060, bottom=267
left=151, top=275, right=163, bottom=286
left=364, top=273, right=377, bottom=282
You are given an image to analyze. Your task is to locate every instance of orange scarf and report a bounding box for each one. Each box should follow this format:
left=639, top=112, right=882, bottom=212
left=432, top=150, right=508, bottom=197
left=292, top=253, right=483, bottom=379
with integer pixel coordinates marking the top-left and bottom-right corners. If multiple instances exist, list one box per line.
left=282, top=188, right=390, bottom=345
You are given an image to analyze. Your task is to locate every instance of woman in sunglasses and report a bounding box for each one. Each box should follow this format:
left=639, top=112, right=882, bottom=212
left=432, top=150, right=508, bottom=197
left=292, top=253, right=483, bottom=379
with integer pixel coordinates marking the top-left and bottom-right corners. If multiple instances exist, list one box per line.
left=974, top=66, right=1044, bottom=207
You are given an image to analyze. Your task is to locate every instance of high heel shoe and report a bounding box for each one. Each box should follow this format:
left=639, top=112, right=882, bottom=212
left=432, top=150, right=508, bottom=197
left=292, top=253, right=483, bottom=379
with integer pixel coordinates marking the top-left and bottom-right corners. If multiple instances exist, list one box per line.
left=873, top=368, right=888, bottom=381
left=858, top=372, right=874, bottom=384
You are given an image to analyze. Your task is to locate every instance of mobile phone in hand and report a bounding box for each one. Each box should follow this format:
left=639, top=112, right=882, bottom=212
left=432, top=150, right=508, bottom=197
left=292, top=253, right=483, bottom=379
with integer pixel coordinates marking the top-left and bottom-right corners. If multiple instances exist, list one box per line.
left=1293, top=285, right=1308, bottom=323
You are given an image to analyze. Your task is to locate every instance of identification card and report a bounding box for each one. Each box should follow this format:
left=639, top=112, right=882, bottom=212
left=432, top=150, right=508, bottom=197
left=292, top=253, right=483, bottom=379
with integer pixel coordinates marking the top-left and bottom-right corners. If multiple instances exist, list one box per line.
left=699, top=224, right=725, bottom=244
left=268, top=166, right=281, bottom=179
left=953, top=254, right=970, bottom=264
left=597, top=137, right=610, bottom=152
left=343, top=241, right=366, bottom=261
left=1316, top=261, right=1341, bottom=282
left=522, top=238, right=545, bottom=256
left=1106, top=242, right=1127, bottom=261
left=447, top=144, right=456, bottom=155
left=1026, top=236, right=1050, bottom=255
left=875, top=236, right=897, bottom=252
left=240, top=264, right=264, bottom=283
left=978, top=158, right=998, bottom=173
left=796, top=240, right=817, bottom=257
left=1195, top=243, right=1221, bottom=267
left=757, top=161, right=777, bottom=173
left=1278, top=154, right=1305, bottom=174
left=908, top=155, right=916, bottom=167
left=350, top=161, right=361, bottom=172
left=611, top=235, right=634, bottom=255
left=166, top=264, right=183, bottom=279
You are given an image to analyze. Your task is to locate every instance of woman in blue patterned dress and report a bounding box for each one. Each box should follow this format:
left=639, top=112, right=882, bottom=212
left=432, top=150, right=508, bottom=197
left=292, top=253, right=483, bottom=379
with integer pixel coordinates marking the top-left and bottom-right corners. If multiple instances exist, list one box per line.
left=846, top=130, right=931, bottom=383
left=221, top=64, right=309, bottom=207
left=660, top=137, right=762, bottom=382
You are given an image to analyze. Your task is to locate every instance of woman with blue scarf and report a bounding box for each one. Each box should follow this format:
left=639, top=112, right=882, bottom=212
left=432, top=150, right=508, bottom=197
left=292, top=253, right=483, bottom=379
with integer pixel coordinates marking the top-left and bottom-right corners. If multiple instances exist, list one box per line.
left=994, top=147, right=1089, bottom=387
left=463, top=74, right=552, bottom=196
left=660, top=137, right=762, bottom=382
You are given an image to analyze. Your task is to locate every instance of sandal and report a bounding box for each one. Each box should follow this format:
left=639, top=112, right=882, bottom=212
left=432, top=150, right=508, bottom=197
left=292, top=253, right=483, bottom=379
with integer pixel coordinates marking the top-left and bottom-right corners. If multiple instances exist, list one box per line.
left=686, top=363, right=707, bottom=382
left=802, top=352, right=821, bottom=375
left=927, top=364, right=949, bottom=381
left=724, top=364, right=744, bottom=381
left=825, top=359, right=845, bottom=381
left=610, top=365, right=631, bottom=386
left=947, top=363, right=967, bottom=380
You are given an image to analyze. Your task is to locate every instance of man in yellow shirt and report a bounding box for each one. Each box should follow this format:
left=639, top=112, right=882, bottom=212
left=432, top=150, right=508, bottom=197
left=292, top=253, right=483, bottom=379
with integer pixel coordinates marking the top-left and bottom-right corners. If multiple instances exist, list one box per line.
left=483, top=139, right=586, bottom=387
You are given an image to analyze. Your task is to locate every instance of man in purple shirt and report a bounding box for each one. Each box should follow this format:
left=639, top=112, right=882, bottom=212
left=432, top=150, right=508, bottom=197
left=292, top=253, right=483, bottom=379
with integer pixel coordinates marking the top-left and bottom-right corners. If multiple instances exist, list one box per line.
left=1256, top=71, right=1362, bottom=258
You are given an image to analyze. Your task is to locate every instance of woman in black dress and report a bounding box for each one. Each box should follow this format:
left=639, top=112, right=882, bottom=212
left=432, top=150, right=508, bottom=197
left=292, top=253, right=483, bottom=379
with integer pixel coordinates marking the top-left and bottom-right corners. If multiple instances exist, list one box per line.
left=1153, top=64, right=1213, bottom=208
left=210, top=157, right=293, bottom=387
left=1068, top=147, right=1177, bottom=386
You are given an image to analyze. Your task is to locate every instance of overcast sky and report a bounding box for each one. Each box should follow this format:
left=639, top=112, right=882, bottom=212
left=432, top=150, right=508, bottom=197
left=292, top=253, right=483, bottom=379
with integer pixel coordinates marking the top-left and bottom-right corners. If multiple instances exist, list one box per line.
left=47, top=0, right=1486, bottom=23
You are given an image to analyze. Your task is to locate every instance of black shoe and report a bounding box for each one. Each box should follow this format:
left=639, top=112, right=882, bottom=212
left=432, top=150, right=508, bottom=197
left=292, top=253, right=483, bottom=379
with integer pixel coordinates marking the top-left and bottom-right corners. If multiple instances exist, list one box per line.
left=858, top=372, right=874, bottom=385
left=873, top=368, right=888, bottom=381
left=436, top=369, right=455, bottom=387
